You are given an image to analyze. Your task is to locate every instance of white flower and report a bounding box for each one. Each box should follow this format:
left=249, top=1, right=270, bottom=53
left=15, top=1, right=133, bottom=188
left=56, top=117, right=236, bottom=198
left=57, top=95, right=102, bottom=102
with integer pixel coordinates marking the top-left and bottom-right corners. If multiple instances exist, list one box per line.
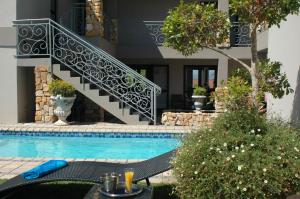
left=239, top=181, right=243, bottom=184
left=210, top=147, right=213, bottom=150
left=295, top=173, right=299, bottom=178
left=251, top=129, right=255, bottom=133
left=263, top=168, right=267, bottom=172
left=231, top=155, right=236, bottom=158
left=237, top=186, right=240, bottom=190
left=277, top=156, right=282, bottom=160
left=224, top=109, right=228, bottom=112
left=294, top=147, right=299, bottom=152
left=264, top=180, right=268, bottom=184
left=202, top=161, right=205, bottom=165
left=243, top=188, right=247, bottom=192
left=223, top=143, right=227, bottom=147
left=241, top=145, right=244, bottom=148
left=250, top=143, right=255, bottom=147
left=216, top=148, right=220, bottom=151
left=238, top=165, right=243, bottom=171
left=219, top=150, right=222, bottom=154
left=235, top=146, right=239, bottom=150
left=226, top=157, right=231, bottom=161
left=257, top=129, right=261, bottom=132
left=241, top=150, right=245, bottom=153
left=194, top=171, right=198, bottom=175
left=180, top=174, right=184, bottom=177
left=209, top=129, right=212, bottom=132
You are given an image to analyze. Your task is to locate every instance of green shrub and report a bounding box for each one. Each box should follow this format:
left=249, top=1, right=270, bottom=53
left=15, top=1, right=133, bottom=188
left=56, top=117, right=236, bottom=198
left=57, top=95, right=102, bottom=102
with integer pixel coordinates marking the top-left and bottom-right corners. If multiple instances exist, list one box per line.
left=213, top=76, right=252, bottom=110
left=213, top=109, right=268, bottom=134
left=49, top=80, right=75, bottom=97
left=193, top=86, right=206, bottom=96
left=173, top=109, right=300, bottom=199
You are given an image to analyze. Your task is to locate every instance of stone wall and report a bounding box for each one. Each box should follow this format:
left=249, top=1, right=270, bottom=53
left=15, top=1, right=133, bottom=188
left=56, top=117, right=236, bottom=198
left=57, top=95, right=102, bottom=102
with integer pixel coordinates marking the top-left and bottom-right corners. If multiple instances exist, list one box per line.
left=85, top=0, right=104, bottom=37
left=161, top=112, right=219, bottom=127
left=34, top=66, right=56, bottom=123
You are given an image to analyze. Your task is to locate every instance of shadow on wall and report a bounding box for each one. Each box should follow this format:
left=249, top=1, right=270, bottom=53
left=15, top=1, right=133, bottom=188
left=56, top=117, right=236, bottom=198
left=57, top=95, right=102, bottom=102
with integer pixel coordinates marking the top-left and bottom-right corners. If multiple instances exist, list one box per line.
left=291, top=66, right=300, bottom=127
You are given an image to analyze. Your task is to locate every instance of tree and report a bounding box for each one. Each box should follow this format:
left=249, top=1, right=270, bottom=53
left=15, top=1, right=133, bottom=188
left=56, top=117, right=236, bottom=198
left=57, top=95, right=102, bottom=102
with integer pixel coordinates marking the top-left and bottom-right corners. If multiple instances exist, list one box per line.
left=162, top=0, right=299, bottom=105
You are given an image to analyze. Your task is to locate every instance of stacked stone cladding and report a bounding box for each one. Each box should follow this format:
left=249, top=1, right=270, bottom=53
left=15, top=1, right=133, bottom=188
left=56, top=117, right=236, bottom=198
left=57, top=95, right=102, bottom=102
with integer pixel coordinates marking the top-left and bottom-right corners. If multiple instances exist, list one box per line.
left=34, top=66, right=56, bottom=123
left=85, top=0, right=104, bottom=37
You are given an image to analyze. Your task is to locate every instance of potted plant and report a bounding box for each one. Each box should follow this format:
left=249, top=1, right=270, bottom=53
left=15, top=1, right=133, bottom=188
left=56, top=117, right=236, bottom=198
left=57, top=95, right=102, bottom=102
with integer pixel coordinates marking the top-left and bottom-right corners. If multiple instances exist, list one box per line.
left=49, top=80, right=76, bottom=126
left=192, top=86, right=207, bottom=111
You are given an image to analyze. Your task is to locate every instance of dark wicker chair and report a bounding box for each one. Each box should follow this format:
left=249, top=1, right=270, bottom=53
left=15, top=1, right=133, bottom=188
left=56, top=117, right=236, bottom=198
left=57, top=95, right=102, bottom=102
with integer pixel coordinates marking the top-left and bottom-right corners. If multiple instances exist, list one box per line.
left=0, top=150, right=176, bottom=196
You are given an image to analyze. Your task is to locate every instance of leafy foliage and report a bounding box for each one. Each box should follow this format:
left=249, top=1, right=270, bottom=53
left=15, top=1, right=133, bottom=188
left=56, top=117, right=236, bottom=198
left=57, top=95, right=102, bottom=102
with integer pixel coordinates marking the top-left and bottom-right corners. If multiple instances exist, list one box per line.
left=173, top=109, right=300, bottom=199
left=162, top=1, right=230, bottom=56
left=193, top=86, right=206, bottom=96
left=49, top=80, right=75, bottom=97
left=213, top=76, right=252, bottom=110
left=257, top=59, right=294, bottom=100
left=230, top=0, right=300, bottom=27
left=231, top=60, right=294, bottom=101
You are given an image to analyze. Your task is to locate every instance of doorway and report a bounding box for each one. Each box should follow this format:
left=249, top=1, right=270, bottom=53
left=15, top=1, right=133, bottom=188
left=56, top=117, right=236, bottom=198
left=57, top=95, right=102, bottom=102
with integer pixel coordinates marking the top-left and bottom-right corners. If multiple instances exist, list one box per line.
left=17, top=67, right=36, bottom=123
left=184, top=65, right=218, bottom=108
left=130, top=65, right=169, bottom=109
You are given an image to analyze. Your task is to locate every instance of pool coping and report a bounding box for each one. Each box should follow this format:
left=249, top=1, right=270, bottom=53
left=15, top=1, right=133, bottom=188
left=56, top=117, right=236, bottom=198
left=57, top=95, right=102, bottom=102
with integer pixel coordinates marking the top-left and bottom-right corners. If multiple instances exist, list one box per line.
left=0, top=123, right=194, bottom=134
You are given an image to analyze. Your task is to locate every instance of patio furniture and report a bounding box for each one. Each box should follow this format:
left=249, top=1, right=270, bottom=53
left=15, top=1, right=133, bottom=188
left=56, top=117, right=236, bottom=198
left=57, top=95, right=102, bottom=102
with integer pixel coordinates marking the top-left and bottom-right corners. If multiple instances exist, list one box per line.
left=0, top=150, right=176, bottom=197
left=84, top=184, right=153, bottom=199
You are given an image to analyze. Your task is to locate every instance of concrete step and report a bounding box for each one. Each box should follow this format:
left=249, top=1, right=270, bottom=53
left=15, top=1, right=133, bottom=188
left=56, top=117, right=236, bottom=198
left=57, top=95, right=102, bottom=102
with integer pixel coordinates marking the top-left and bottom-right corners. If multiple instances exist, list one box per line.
left=53, top=64, right=149, bottom=125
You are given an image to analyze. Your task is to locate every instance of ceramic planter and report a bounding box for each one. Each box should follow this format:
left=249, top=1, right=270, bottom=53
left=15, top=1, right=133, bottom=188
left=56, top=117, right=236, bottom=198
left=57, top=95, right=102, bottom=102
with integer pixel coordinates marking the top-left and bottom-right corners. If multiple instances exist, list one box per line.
left=50, top=95, right=76, bottom=125
left=192, top=95, right=206, bottom=111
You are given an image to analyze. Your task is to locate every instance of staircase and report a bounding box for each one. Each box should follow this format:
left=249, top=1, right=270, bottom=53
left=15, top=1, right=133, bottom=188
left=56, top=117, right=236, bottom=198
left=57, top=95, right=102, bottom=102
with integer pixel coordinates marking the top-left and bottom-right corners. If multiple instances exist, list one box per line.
left=14, top=19, right=161, bottom=125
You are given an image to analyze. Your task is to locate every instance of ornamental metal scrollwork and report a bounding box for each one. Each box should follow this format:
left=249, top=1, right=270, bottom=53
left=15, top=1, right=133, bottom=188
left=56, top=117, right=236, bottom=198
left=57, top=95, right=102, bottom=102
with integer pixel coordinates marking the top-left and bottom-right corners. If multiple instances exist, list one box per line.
left=144, top=21, right=165, bottom=46
left=231, top=22, right=251, bottom=47
left=17, top=24, right=49, bottom=56
left=14, top=19, right=161, bottom=122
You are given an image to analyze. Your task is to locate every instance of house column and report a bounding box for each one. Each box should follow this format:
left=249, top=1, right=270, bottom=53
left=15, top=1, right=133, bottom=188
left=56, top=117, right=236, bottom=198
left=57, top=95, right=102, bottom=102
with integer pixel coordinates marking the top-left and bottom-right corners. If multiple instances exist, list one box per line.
left=218, top=0, right=229, bottom=13
left=217, top=58, right=229, bottom=86
left=34, top=65, right=56, bottom=123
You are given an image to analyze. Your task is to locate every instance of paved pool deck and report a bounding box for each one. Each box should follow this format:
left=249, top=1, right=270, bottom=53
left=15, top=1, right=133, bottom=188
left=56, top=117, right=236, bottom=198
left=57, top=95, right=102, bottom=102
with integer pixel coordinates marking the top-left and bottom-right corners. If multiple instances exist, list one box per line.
left=0, top=122, right=193, bottom=134
left=0, top=122, right=185, bottom=182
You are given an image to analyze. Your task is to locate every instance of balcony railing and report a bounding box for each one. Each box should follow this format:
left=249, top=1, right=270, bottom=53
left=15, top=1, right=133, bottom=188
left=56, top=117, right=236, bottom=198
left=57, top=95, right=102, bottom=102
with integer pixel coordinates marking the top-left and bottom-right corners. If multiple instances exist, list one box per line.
left=143, top=21, right=251, bottom=47
left=144, top=21, right=164, bottom=46
left=230, top=22, right=251, bottom=47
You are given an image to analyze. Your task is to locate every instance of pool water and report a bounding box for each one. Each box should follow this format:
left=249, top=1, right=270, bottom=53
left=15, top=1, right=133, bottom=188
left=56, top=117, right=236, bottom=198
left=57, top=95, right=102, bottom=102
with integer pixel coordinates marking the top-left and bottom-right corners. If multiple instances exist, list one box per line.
left=0, top=135, right=180, bottom=159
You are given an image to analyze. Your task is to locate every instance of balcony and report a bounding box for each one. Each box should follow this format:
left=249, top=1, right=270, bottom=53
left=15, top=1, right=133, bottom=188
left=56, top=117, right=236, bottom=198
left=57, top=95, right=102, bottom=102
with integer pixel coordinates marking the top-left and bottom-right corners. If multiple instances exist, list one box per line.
left=143, top=21, right=251, bottom=47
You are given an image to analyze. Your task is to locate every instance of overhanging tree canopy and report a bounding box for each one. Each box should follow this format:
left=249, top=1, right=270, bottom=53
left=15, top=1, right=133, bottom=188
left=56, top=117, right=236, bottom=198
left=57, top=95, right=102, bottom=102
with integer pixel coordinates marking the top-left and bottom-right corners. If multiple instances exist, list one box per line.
left=162, top=0, right=299, bottom=105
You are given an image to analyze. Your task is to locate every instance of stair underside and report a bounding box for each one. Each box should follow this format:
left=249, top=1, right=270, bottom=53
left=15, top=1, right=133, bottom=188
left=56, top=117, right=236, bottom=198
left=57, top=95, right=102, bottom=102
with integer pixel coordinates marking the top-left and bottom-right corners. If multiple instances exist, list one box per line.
left=53, top=64, right=149, bottom=125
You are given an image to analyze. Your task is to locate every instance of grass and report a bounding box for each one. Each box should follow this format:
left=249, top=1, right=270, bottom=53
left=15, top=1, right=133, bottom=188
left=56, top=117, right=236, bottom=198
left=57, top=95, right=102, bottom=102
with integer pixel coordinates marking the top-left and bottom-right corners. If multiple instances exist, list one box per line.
left=0, top=180, right=178, bottom=199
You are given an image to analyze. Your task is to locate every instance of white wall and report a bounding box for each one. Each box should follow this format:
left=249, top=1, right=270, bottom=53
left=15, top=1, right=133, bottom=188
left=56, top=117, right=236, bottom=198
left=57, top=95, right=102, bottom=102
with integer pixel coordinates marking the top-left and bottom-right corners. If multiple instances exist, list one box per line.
left=267, top=14, right=300, bottom=123
left=0, top=0, right=16, bottom=27
left=0, top=48, right=18, bottom=123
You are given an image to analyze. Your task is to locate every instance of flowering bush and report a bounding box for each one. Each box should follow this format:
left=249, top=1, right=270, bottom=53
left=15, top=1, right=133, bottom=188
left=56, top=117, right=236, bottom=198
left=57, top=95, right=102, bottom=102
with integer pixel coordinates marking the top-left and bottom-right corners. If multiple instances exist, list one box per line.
left=213, top=76, right=252, bottom=111
left=173, top=109, right=300, bottom=198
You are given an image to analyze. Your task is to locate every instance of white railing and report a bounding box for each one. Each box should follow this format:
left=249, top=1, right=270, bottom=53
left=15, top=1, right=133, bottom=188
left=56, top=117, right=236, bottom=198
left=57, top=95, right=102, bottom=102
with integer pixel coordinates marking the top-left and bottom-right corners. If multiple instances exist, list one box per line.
left=144, top=21, right=251, bottom=47
left=13, top=18, right=161, bottom=124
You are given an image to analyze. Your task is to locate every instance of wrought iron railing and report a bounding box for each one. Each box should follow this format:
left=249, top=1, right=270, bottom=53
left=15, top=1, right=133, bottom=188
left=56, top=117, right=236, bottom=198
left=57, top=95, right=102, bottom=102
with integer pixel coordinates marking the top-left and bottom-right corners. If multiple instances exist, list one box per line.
left=144, top=21, right=164, bottom=46
left=13, top=19, right=161, bottom=124
left=230, top=22, right=251, bottom=47
left=144, top=21, right=251, bottom=47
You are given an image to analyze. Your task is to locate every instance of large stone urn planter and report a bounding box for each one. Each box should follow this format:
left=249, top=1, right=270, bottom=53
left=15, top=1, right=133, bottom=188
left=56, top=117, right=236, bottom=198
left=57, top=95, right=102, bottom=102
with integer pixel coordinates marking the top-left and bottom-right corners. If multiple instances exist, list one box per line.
left=192, top=95, right=206, bottom=111
left=50, top=95, right=76, bottom=126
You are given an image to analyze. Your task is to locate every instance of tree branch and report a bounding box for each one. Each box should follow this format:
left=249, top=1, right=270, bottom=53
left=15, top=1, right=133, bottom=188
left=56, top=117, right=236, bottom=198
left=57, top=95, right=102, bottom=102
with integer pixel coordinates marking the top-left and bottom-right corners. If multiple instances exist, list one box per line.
left=203, top=45, right=252, bottom=72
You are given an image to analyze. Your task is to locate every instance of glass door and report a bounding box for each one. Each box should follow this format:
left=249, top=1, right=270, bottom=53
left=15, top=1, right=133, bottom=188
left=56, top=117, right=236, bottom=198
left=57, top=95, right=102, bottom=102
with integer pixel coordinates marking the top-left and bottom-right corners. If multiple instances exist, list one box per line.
left=184, top=66, right=217, bottom=108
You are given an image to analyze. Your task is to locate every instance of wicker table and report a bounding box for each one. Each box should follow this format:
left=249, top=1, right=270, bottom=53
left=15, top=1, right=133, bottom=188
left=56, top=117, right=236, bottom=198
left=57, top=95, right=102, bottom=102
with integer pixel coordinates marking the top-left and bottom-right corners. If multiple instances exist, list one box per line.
left=84, top=184, right=153, bottom=199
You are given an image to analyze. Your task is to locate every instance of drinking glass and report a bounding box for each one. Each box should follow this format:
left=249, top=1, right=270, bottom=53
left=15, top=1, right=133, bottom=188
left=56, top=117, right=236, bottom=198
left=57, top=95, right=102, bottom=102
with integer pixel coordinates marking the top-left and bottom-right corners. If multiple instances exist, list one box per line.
left=124, top=168, right=134, bottom=193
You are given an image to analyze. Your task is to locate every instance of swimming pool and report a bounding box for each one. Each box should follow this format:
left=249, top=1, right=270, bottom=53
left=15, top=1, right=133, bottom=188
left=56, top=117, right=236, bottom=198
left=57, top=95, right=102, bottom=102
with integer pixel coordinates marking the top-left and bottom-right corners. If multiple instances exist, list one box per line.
left=0, top=132, right=181, bottom=159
